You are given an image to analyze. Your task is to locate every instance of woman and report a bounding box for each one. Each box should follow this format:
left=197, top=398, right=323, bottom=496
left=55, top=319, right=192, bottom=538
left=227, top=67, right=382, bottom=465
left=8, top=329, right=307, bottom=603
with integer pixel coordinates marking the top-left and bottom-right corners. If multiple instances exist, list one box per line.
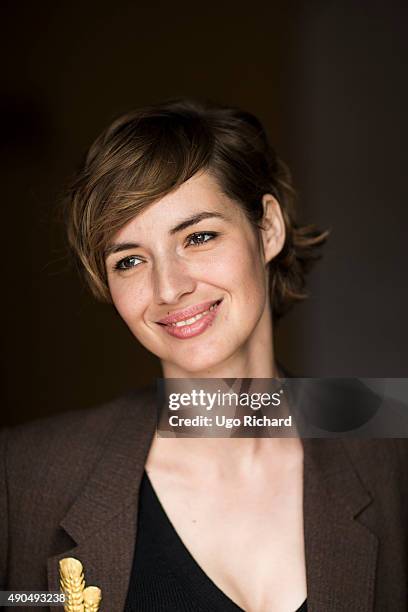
left=1, top=99, right=407, bottom=612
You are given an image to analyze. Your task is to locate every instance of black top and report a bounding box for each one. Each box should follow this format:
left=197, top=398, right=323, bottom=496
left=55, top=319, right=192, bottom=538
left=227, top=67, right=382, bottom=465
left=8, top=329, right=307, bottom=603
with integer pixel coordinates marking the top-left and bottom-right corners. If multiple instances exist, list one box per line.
left=124, top=471, right=307, bottom=611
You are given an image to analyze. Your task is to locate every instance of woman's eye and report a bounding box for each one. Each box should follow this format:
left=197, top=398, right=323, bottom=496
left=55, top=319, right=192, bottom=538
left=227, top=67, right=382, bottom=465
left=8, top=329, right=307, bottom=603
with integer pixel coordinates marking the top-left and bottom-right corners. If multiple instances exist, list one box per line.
left=187, top=232, right=218, bottom=247
left=114, top=255, right=143, bottom=271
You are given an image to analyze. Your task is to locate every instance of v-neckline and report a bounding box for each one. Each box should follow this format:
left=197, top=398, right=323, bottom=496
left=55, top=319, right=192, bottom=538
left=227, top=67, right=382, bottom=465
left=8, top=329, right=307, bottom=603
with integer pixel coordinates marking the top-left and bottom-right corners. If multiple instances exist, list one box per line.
left=142, top=470, right=307, bottom=612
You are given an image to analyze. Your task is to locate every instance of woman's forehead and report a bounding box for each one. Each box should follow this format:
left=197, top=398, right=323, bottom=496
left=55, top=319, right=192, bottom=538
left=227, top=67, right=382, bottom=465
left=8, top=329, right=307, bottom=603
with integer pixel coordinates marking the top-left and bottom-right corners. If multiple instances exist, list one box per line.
left=112, top=172, right=238, bottom=241
left=153, top=171, right=227, bottom=210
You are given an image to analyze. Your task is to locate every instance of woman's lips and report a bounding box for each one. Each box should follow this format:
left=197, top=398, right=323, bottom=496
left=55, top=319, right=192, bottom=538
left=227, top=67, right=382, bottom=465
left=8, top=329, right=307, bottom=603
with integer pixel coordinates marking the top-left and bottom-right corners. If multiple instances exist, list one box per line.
left=157, top=299, right=223, bottom=339
left=157, top=299, right=221, bottom=325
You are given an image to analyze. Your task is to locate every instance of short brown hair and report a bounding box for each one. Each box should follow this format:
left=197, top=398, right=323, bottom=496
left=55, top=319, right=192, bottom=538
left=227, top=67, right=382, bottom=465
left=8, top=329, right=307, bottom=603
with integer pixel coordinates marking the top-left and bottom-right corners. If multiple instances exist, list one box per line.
left=65, top=98, right=328, bottom=319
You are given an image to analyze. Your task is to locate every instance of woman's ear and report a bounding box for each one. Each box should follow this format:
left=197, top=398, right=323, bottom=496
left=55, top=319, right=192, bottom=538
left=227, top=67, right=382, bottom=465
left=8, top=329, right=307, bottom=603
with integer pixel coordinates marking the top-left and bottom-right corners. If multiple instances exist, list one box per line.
left=260, top=194, right=286, bottom=264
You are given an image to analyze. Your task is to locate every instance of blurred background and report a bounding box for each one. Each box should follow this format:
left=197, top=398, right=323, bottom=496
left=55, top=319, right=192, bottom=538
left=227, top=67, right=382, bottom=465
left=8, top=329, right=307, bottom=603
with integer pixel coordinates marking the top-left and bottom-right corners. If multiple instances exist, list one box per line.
left=1, top=0, right=407, bottom=426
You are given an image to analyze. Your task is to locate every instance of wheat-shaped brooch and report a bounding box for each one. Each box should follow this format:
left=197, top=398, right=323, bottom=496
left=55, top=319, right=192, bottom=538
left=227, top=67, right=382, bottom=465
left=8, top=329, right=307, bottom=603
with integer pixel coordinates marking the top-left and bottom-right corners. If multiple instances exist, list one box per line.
left=59, top=557, right=102, bottom=612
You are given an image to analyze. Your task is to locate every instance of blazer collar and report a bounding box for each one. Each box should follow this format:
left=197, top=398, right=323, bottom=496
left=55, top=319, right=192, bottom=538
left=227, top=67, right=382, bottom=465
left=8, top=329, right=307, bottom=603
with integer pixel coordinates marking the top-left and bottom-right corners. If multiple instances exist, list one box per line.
left=48, top=390, right=378, bottom=612
left=47, top=388, right=157, bottom=611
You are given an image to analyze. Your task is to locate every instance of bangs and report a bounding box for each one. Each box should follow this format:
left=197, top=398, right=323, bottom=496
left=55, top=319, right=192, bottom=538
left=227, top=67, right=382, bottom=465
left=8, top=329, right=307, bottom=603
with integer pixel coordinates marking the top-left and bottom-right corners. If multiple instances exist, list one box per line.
left=92, top=110, right=213, bottom=246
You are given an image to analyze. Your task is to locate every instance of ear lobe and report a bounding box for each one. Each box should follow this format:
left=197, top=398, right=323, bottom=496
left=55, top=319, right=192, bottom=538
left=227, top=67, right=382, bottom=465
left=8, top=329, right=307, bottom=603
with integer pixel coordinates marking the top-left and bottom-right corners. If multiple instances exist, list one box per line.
left=260, top=194, right=286, bottom=264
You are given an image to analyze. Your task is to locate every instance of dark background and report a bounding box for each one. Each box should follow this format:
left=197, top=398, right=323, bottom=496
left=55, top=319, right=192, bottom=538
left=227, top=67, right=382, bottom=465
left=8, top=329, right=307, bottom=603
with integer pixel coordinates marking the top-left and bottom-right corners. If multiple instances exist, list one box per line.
left=1, top=1, right=407, bottom=426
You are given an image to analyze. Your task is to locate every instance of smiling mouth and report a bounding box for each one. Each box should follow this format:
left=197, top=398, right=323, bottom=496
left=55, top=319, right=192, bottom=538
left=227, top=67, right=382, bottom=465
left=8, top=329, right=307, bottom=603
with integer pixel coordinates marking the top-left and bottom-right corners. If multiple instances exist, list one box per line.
left=157, top=298, right=223, bottom=340
left=166, top=300, right=221, bottom=327
left=157, top=299, right=223, bottom=327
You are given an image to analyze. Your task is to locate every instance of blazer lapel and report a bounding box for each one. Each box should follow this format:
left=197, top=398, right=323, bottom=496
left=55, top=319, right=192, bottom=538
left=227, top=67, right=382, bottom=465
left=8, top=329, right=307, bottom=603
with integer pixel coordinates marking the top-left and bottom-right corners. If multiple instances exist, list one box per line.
left=47, top=388, right=157, bottom=612
left=303, top=438, right=378, bottom=611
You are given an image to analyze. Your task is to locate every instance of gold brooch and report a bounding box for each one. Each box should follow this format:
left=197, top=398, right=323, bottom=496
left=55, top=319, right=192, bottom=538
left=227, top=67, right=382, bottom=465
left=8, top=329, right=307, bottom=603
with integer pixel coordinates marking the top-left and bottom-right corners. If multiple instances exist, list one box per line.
left=59, top=557, right=102, bottom=612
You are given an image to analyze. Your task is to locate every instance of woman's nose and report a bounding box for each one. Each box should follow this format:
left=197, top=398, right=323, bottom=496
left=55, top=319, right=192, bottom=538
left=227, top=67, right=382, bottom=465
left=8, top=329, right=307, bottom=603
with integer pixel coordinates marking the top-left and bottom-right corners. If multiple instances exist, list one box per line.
left=152, top=254, right=196, bottom=305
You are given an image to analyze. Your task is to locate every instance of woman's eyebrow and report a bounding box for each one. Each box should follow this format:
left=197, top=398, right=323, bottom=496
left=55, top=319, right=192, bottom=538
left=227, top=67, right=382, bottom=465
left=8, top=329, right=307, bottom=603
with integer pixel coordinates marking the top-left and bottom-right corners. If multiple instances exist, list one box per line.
left=104, top=211, right=227, bottom=258
left=104, top=242, right=140, bottom=257
left=169, top=211, right=227, bottom=235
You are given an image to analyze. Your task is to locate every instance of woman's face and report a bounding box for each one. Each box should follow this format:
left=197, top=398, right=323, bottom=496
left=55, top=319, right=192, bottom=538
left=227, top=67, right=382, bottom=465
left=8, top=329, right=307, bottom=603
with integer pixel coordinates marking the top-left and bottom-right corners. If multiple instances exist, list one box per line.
left=105, top=172, right=282, bottom=377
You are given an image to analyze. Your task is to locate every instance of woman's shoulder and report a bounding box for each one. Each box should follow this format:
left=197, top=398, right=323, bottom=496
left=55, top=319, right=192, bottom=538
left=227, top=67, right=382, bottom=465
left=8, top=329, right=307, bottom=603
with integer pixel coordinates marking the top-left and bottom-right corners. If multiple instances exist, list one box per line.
left=341, top=438, right=408, bottom=467
left=340, top=438, right=408, bottom=504
left=1, top=386, right=155, bottom=484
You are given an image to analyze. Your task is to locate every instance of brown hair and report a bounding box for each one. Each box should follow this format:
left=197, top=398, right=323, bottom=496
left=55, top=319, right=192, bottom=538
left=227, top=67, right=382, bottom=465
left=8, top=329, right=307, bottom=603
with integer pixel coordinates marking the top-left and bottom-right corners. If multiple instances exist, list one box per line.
left=65, top=98, right=328, bottom=319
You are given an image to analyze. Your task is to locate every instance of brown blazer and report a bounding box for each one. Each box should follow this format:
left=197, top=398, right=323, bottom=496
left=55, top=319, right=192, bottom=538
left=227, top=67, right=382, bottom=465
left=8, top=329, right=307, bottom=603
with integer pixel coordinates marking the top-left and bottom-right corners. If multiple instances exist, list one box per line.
left=1, top=387, right=408, bottom=611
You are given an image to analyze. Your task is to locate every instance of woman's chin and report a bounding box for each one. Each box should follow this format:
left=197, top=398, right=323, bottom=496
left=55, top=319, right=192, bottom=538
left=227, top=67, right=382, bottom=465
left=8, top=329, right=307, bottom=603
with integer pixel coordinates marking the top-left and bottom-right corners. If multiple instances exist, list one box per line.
left=162, top=349, right=233, bottom=377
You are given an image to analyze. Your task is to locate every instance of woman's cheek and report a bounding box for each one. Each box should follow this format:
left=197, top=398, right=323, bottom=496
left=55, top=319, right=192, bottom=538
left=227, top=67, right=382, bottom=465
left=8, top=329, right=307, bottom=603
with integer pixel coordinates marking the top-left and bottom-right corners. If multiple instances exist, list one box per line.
left=216, top=241, right=262, bottom=287
left=111, top=280, right=147, bottom=325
